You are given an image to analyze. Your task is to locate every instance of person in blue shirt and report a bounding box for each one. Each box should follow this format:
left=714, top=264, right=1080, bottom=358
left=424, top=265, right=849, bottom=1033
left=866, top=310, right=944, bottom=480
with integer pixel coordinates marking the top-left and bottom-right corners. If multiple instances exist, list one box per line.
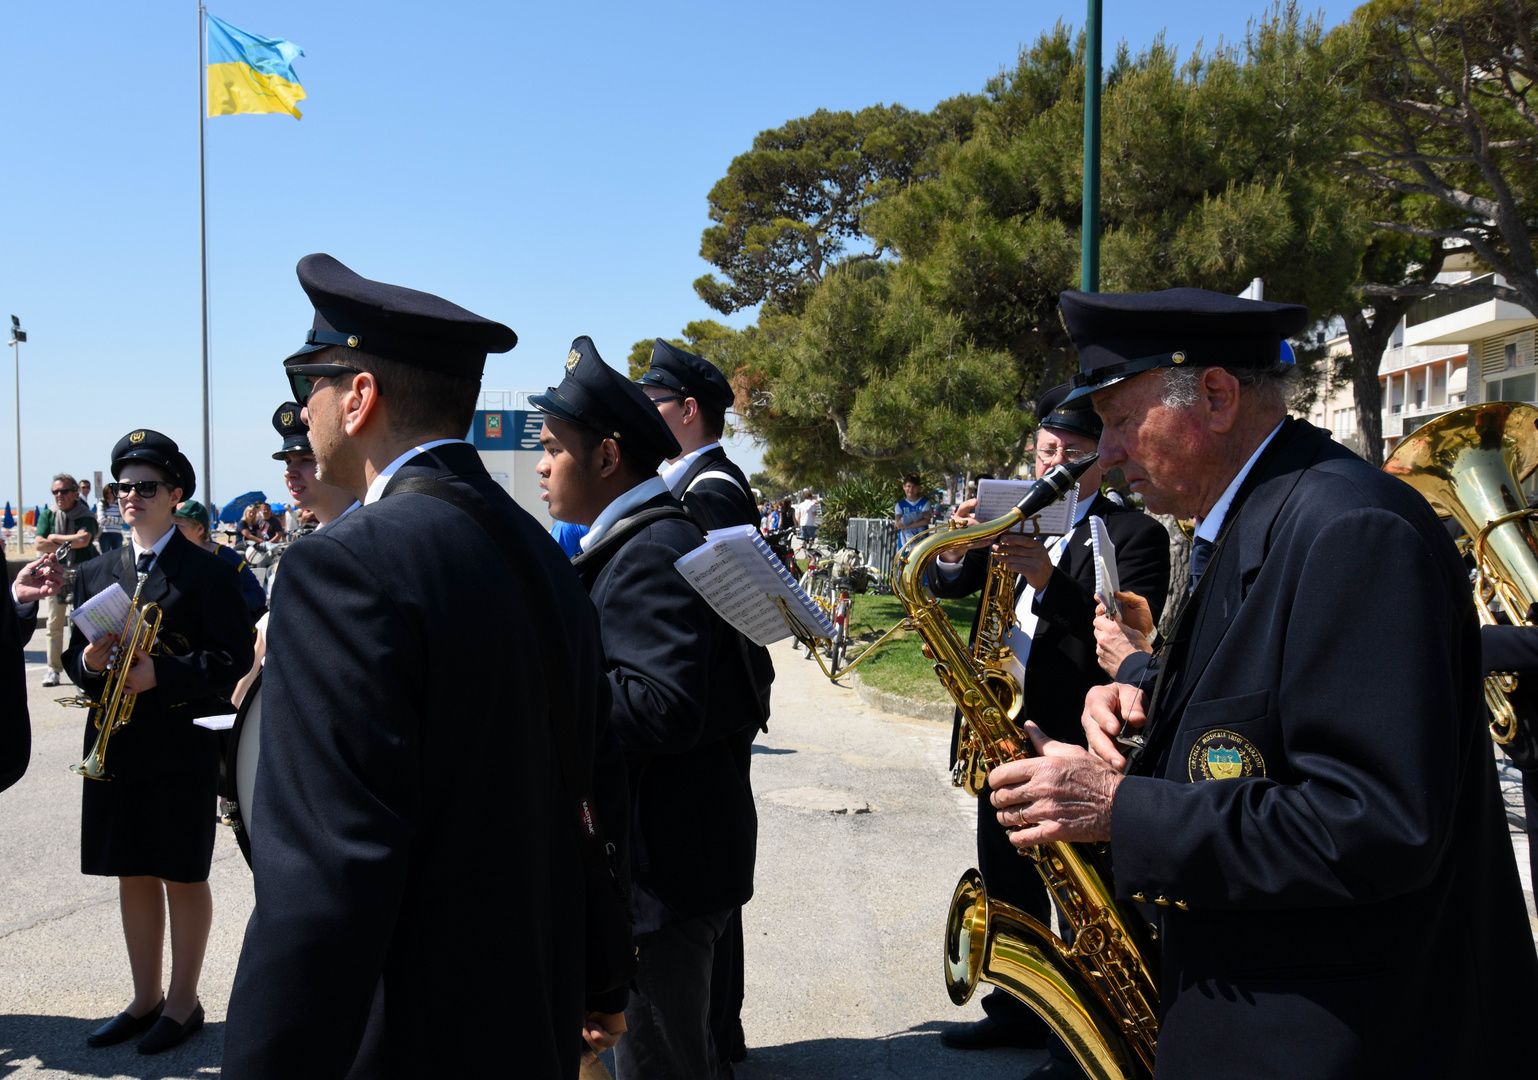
left=549, top=518, right=589, bottom=557
left=893, top=474, right=933, bottom=548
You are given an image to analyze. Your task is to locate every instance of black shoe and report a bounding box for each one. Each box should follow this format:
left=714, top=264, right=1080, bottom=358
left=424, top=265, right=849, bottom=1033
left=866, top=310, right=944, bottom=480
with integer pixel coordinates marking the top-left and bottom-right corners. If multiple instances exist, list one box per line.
left=940, top=1015, right=1051, bottom=1050
left=137, top=1002, right=203, bottom=1055
left=1023, top=1058, right=1089, bottom=1080
left=87, top=999, right=165, bottom=1047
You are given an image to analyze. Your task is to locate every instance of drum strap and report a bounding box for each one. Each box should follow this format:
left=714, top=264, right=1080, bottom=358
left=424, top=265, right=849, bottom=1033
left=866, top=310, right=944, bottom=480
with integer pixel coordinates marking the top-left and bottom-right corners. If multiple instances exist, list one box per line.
left=390, top=476, right=637, bottom=992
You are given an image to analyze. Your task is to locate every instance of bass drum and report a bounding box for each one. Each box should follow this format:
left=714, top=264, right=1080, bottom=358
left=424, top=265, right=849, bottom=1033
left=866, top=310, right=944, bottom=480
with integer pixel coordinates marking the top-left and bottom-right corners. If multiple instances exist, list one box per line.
left=221, top=673, right=263, bottom=867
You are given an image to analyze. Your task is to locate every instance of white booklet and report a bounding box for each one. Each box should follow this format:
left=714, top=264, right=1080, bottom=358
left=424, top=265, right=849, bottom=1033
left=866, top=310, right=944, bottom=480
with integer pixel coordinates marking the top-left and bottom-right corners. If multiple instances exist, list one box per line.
left=1087, top=515, right=1120, bottom=620
left=70, top=582, right=132, bottom=644
left=674, top=525, right=837, bottom=645
left=975, top=479, right=1078, bottom=536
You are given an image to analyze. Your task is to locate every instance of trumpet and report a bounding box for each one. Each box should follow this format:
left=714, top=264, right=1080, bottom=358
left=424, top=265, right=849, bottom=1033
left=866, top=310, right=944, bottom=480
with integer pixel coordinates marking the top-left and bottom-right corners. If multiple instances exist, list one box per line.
left=61, top=570, right=162, bottom=781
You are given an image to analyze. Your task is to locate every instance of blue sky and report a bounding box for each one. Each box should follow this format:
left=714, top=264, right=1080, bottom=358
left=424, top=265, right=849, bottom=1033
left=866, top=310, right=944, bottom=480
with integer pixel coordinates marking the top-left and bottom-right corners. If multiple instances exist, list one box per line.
left=1, top=1, right=1350, bottom=511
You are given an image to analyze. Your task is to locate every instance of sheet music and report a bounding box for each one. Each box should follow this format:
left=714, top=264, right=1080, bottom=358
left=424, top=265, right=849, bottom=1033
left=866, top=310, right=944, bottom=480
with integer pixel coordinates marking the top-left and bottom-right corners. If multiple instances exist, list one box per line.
left=975, top=479, right=1077, bottom=536
left=70, top=582, right=131, bottom=644
left=194, top=713, right=237, bottom=731
left=674, top=524, right=837, bottom=644
left=1088, top=515, right=1120, bottom=620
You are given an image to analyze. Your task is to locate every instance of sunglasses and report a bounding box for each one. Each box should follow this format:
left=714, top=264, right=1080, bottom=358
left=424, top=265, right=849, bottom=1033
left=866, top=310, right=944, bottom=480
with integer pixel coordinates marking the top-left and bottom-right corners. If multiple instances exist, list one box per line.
left=646, top=394, right=684, bottom=407
left=115, top=480, right=165, bottom=499
left=287, top=363, right=361, bottom=406
left=50, top=487, right=72, bottom=496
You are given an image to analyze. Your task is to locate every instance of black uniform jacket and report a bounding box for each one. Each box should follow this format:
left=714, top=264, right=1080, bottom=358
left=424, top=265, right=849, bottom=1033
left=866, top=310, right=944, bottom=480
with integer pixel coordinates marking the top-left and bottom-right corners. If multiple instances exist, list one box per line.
left=0, top=594, right=32, bottom=792
left=670, top=445, right=756, bottom=535
left=63, top=531, right=253, bottom=779
left=573, top=490, right=759, bottom=934
left=1113, top=419, right=1538, bottom=1079
left=931, top=493, right=1171, bottom=744
left=222, top=443, right=614, bottom=1080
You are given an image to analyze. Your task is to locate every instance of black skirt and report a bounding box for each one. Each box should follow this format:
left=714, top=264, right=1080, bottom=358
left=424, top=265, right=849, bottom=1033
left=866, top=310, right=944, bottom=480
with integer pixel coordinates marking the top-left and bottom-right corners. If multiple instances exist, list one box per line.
left=80, top=766, right=218, bottom=883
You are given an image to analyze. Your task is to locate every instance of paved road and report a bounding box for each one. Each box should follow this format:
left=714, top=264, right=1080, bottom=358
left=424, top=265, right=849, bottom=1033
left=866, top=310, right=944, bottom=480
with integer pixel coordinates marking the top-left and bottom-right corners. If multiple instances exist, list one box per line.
left=2, top=636, right=1533, bottom=1079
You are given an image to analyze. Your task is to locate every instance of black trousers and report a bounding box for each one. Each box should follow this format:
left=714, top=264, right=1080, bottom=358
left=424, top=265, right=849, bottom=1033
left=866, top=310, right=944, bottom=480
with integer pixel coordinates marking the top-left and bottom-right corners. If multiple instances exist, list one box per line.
left=707, top=907, right=745, bottom=1063
left=617, top=909, right=733, bottom=1080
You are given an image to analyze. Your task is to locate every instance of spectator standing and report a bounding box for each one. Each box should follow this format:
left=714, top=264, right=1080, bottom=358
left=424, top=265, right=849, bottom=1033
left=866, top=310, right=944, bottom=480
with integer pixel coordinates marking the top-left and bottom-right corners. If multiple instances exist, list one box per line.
left=97, top=484, right=125, bottom=552
left=794, top=490, right=820, bottom=544
left=893, top=473, right=934, bottom=548
left=35, top=473, right=99, bottom=687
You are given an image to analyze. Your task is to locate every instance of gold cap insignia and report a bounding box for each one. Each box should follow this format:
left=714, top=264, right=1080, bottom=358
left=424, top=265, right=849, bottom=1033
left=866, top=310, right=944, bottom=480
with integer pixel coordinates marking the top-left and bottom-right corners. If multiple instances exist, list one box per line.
left=1172, top=351, right=1187, bottom=364
left=566, top=349, right=581, bottom=373
left=1188, top=729, right=1265, bottom=782
left=346, top=335, right=360, bottom=348
left=280, top=411, right=295, bottom=427
left=128, top=430, right=146, bottom=444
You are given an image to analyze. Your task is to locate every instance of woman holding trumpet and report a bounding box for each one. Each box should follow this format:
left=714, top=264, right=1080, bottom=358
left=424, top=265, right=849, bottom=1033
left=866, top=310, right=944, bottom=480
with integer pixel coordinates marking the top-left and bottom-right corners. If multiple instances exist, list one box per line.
left=62, top=429, right=254, bottom=1054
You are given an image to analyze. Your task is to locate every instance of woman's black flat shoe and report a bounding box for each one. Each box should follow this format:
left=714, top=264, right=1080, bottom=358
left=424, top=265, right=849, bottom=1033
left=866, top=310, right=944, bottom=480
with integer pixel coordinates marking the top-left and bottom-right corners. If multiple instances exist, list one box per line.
left=137, top=1002, right=203, bottom=1055
left=86, top=998, right=164, bottom=1047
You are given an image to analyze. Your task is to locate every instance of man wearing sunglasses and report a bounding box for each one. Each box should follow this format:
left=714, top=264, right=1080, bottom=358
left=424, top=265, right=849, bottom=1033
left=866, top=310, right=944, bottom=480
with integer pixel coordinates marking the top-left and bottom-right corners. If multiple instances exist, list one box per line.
left=224, top=255, right=627, bottom=1079
left=35, top=472, right=100, bottom=687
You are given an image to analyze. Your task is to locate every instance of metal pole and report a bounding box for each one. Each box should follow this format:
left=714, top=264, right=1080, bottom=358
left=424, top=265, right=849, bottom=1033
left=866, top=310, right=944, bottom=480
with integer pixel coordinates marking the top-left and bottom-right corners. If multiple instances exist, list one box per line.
left=198, top=1, right=211, bottom=506
left=1081, top=0, right=1103, bottom=293
left=12, top=336, right=20, bottom=554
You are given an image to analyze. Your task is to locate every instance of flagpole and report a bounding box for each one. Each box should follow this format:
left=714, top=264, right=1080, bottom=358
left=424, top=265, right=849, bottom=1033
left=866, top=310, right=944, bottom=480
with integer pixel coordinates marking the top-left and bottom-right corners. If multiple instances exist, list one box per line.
left=197, top=1, right=211, bottom=506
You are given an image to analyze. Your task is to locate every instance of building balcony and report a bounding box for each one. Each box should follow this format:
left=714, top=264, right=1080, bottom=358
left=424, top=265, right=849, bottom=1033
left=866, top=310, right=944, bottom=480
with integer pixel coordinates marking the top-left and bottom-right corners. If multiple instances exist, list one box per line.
left=1382, top=400, right=1469, bottom=439
left=1377, top=342, right=1468, bottom=375
left=1403, top=273, right=1536, bottom=346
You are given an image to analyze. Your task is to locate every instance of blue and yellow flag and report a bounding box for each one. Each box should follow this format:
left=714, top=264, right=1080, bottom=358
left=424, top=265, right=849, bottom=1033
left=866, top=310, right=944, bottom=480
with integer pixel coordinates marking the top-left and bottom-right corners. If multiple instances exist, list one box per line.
left=207, top=15, right=306, bottom=119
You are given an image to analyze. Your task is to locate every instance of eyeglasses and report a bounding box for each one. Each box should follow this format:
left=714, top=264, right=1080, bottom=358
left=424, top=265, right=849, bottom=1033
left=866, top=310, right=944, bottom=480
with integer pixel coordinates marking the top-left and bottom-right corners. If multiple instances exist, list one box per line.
left=1034, top=446, right=1094, bottom=464
left=115, top=481, right=164, bottom=499
left=287, top=363, right=360, bottom=406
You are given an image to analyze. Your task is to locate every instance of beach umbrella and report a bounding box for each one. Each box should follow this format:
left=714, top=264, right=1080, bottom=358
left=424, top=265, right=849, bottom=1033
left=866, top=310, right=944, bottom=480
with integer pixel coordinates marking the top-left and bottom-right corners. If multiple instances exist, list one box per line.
left=219, top=491, right=266, bottom=525
left=2, top=503, right=12, bottom=530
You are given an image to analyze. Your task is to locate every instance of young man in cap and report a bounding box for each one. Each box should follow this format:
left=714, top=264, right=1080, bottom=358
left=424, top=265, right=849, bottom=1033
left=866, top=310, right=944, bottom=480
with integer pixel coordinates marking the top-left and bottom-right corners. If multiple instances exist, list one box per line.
left=986, top=287, right=1538, bottom=1078
left=929, top=384, right=1170, bottom=1070
left=270, top=400, right=359, bottom=529
left=535, top=337, right=762, bottom=1080
left=636, top=337, right=770, bottom=1069
left=223, top=255, right=626, bottom=1079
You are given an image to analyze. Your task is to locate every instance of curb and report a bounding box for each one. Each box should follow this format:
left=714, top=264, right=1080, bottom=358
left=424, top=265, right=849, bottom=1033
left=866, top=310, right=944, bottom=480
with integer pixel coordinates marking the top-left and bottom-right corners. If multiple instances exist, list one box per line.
left=850, top=674, right=954, bottom=724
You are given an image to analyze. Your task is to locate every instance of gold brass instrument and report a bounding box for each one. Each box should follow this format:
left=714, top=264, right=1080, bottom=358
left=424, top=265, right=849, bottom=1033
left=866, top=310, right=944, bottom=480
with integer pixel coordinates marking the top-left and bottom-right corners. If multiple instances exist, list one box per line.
left=1385, top=403, right=1538, bottom=747
left=892, top=457, right=1158, bottom=1080
left=61, top=570, right=162, bottom=780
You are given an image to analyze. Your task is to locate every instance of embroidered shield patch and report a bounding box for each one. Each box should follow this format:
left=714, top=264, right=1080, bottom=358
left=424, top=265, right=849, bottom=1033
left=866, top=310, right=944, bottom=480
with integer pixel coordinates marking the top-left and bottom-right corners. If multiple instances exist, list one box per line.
left=1188, top=729, right=1265, bottom=782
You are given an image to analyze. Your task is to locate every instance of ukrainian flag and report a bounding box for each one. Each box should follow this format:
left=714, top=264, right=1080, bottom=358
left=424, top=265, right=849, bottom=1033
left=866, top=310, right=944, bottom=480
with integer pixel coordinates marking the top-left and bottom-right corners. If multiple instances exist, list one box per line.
left=207, top=15, right=306, bottom=119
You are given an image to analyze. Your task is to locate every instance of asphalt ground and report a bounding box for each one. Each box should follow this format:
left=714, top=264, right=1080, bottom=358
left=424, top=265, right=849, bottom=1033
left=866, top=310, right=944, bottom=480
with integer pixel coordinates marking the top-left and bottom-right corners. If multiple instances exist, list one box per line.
left=1, top=635, right=1533, bottom=1079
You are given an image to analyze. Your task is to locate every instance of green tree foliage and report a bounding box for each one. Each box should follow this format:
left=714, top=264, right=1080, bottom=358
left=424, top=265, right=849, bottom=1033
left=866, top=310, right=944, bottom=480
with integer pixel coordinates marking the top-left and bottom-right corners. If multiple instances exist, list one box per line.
left=693, top=100, right=985, bottom=316
left=819, top=475, right=913, bottom=548
left=625, top=319, right=739, bottom=380
left=1342, top=0, right=1538, bottom=315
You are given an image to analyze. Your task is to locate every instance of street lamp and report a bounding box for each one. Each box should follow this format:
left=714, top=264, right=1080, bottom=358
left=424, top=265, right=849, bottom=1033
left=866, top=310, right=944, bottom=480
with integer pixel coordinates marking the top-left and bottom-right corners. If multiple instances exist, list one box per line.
left=8, top=315, right=24, bottom=554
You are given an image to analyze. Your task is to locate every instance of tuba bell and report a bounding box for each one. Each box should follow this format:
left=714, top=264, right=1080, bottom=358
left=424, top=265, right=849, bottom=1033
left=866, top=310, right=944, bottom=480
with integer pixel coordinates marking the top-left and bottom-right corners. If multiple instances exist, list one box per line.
left=61, top=570, right=162, bottom=780
left=1385, top=402, right=1538, bottom=748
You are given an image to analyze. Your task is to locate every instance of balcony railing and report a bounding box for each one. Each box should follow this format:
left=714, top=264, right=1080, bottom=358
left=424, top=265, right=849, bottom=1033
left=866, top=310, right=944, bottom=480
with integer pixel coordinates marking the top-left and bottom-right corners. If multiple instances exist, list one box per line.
left=1377, top=342, right=1469, bottom=375
left=1406, top=274, right=1497, bottom=327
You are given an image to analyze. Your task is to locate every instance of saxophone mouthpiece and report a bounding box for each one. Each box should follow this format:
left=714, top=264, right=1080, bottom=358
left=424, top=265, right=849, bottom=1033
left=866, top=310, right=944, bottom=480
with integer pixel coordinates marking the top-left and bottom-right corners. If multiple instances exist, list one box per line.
left=1013, top=453, right=1099, bottom=518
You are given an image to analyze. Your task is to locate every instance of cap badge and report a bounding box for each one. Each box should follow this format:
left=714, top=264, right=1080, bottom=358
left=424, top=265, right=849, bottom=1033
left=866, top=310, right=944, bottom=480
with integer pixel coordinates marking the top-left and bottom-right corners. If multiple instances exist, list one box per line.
left=1172, top=351, right=1187, bottom=364
left=280, top=411, right=295, bottom=426
left=128, top=430, right=146, bottom=444
left=1188, top=729, right=1266, bottom=782
left=566, top=349, right=581, bottom=373
left=346, top=335, right=360, bottom=348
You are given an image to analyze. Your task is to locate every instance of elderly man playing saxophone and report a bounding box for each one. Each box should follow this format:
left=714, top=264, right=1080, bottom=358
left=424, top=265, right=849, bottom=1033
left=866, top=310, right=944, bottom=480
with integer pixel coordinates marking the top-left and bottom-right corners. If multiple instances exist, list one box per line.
left=985, top=287, right=1537, bottom=1079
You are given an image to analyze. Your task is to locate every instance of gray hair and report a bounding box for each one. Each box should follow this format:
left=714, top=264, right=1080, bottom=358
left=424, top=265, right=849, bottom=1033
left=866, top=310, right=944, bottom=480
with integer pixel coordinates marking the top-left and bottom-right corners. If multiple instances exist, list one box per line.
left=51, top=472, right=78, bottom=491
left=1160, top=363, right=1298, bottom=412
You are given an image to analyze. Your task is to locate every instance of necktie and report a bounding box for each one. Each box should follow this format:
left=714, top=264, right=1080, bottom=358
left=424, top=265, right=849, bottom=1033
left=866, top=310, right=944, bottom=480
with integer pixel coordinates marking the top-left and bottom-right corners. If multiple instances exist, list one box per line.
left=135, top=552, right=155, bottom=576
left=1189, top=536, right=1214, bottom=594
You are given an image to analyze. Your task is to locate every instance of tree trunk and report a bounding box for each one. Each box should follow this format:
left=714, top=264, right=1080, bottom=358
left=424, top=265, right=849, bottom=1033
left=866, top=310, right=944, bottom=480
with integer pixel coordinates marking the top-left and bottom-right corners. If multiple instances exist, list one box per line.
left=1343, top=307, right=1391, bottom=467
left=1152, top=513, right=1190, bottom=641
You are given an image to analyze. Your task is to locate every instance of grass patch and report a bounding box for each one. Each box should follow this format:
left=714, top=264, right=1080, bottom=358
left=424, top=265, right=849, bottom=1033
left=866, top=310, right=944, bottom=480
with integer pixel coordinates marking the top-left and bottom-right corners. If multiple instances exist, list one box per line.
left=840, top=593, right=974, bottom=705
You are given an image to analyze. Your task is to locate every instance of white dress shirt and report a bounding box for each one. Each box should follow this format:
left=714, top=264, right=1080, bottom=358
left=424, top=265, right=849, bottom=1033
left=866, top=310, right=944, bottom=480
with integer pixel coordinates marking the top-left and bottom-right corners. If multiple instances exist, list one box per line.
left=580, top=476, right=670, bottom=551
left=364, top=439, right=468, bottom=506
left=659, top=442, right=722, bottom=495
left=130, top=524, right=178, bottom=571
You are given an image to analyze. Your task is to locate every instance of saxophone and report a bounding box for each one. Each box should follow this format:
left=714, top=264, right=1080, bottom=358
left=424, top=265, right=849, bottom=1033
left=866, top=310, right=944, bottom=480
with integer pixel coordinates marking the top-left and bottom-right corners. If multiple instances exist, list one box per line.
left=893, top=457, right=1158, bottom=1080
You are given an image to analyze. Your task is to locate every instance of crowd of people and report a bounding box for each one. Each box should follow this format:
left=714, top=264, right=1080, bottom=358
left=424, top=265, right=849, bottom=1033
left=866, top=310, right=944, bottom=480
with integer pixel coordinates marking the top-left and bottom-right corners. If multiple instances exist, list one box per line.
left=0, top=257, right=1534, bottom=1080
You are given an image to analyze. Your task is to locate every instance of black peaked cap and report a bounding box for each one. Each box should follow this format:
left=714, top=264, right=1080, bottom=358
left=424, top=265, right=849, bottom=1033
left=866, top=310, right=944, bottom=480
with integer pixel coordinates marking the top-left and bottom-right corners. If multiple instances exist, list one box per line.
left=271, top=401, right=310, bottom=459
left=111, top=428, right=196, bottom=502
left=532, top=336, right=681, bottom=470
left=636, top=338, right=735, bottom=412
left=284, top=253, right=517, bottom=379
left=1036, top=383, right=1103, bottom=440
left=1060, top=287, right=1308, bottom=405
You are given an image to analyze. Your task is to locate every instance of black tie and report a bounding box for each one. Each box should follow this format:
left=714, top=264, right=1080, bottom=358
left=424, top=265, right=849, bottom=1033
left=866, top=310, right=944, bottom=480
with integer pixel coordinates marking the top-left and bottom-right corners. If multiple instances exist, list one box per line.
left=136, top=552, right=155, bottom=575
left=1189, top=536, right=1214, bottom=594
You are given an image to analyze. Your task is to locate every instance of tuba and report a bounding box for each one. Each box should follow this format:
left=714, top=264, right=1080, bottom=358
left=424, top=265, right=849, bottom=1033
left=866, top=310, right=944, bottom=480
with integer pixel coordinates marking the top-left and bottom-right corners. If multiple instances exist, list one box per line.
left=894, top=458, right=1158, bottom=1080
left=62, top=570, right=162, bottom=780
left=1384, top=402, right=1538, bottom=748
